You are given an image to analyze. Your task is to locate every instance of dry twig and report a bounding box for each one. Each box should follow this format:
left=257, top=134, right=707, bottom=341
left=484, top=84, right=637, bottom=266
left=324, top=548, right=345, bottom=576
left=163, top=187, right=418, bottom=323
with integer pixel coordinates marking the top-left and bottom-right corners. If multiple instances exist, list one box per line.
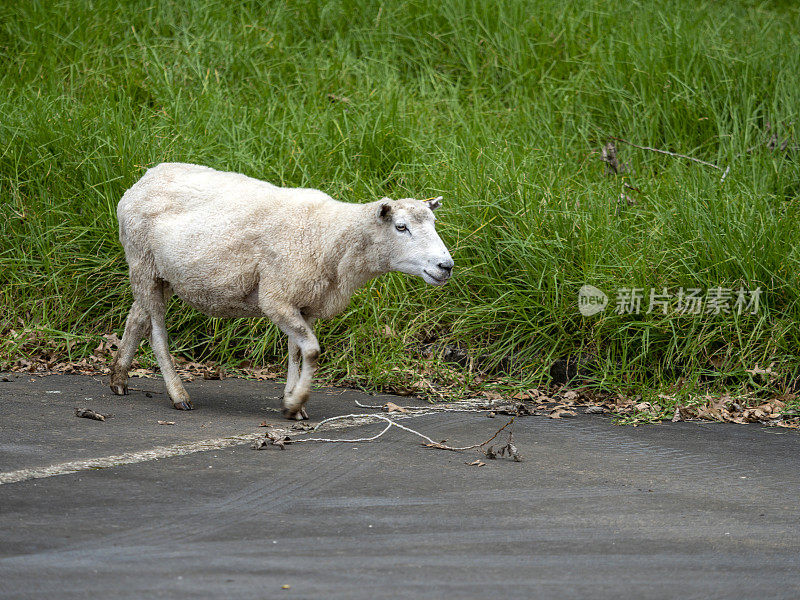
left=610, top=136, right=731, bottom=184
left=424, top=416, right=516, bottom=452
left=611, top=136, right=723, bottom=171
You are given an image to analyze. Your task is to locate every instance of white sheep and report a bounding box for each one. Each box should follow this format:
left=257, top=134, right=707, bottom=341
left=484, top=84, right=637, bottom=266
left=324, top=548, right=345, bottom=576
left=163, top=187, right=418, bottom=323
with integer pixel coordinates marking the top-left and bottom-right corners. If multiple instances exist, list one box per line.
left=110, top=163, right=454, bottom=419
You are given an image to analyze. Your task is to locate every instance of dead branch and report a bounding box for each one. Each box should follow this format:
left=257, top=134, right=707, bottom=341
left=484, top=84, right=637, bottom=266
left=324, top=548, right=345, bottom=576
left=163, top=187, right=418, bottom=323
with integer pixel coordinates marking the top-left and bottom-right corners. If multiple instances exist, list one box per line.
left=355, top=398, right=537, bottom=418
left=611, top=136, right=723, bottom=171
left=424, top=416, right=516, bottom=451
left=354, top=399, right=489, bottom=413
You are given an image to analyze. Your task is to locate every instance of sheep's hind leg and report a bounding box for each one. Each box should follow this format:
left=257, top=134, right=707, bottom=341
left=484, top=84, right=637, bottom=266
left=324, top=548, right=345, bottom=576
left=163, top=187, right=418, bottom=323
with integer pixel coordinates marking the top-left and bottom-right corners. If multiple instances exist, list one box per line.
left=110, top=300, right=151, bottom=395
left=283, top=338, right=301, bottom=399
left=148, top=282, right=192, bottom=410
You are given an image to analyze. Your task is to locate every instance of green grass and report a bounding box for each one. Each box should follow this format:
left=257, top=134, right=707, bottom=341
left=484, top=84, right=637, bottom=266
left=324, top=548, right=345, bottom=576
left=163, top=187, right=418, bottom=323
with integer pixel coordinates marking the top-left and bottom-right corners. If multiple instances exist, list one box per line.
left=1, top=0, right=799, bottom=408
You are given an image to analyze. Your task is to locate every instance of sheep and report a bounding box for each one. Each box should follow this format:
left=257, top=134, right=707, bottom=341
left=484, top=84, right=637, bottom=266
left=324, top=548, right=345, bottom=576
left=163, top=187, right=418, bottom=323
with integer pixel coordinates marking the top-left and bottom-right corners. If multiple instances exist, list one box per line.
left=109, top=163, right=454, bottom=420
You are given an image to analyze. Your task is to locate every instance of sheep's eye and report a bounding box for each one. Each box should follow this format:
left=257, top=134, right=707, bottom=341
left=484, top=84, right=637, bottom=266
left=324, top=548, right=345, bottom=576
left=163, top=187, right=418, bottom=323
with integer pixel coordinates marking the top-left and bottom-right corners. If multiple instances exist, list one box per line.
left=395, top=224, right=407, bottom=232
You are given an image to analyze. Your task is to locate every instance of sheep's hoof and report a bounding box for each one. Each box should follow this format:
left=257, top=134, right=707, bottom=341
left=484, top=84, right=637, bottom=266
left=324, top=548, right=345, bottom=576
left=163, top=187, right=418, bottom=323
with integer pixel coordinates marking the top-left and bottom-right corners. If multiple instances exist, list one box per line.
left=110, top=382, right=128, bottom=396
left=172, top=400, right=194, bottom=411
left=283, top=407, right=308, bottom=421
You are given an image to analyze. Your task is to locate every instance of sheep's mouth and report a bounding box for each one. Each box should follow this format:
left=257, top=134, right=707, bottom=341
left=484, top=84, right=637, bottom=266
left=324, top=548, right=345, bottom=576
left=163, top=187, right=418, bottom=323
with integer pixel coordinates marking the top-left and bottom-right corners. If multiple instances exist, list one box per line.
left=423, top=270, right=449, bottom=286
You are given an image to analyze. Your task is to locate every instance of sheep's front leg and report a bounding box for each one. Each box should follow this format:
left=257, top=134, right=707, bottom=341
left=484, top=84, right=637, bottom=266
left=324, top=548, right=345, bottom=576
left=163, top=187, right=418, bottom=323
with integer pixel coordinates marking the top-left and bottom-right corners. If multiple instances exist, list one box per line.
left=150, top=316, right=192, bottom=410
left=267, top=308, right=319, bottom=420
left=284, top=332, right=319, bottom=420
left=284, top=320, right=319, bottom=420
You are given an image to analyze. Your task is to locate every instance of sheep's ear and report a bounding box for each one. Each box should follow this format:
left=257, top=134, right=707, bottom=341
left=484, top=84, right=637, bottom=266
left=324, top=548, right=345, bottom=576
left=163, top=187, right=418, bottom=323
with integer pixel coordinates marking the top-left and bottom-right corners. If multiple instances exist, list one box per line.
left=424, top=196, right=443, bottom=211
left=378, top=200, right=392, bottom=221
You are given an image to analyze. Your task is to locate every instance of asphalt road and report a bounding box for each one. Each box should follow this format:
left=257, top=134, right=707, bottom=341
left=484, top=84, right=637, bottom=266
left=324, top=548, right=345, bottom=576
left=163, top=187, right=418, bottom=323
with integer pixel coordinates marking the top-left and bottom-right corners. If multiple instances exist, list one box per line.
left=1, top=373, right=798, bottom=599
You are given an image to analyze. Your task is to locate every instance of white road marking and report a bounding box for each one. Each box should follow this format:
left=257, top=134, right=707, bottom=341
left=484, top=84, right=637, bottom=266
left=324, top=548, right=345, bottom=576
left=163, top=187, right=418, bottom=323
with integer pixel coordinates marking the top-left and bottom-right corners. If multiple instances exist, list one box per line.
left=0, top=433, right=263, bottom=485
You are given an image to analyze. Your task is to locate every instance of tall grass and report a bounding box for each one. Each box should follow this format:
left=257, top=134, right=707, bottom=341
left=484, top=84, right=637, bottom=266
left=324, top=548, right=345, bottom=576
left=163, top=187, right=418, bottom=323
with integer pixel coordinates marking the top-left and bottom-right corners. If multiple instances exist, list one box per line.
left=1, top=0, right=799, bottom=397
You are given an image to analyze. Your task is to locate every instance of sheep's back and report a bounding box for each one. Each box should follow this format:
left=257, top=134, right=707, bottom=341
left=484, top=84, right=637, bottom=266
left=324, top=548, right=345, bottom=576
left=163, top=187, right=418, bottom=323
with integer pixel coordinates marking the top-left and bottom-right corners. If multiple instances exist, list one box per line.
left=116, top=163, right=347, bottom=316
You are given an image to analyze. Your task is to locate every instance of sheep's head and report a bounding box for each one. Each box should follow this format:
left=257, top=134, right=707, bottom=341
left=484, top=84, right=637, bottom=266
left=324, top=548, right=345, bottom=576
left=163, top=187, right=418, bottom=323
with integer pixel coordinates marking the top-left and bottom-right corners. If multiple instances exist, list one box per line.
left=375, top=197, right=454, bottom=286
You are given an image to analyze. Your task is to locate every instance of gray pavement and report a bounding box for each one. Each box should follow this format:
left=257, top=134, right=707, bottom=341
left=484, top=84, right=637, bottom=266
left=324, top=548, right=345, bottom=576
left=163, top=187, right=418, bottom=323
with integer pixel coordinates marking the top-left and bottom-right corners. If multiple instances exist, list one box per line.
left=0, top=373, right=798, bottom=599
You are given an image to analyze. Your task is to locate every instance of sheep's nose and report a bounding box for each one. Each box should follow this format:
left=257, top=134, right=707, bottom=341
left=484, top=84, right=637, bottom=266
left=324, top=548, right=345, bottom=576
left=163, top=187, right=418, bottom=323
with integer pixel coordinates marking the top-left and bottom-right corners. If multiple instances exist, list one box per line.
left=438, top=260, right=453, bottom=273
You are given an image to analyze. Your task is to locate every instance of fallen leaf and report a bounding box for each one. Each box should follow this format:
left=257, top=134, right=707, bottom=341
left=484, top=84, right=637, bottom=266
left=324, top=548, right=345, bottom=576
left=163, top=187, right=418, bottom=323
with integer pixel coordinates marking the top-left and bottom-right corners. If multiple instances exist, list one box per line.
left=549, top=408, right=577, bottom=419
left=423, top=441, right=450, bottom=450
left=383, top=402, right=408, bottom=413
left=466, top=460, right=486, bottom=467
left=615, top=396, right=635, bottom=409
left=746, top=362, right=777, bottom=378
left=389, top=386, right=416, bottom=397
left=755, top=401, right=779, bottom=416
left=489, top=402, right=533, bottom=416
left=563, top=390, right=579, bottom=403
left=252, top=368, right=279, bottom=380
left=129, top=368, right=154, bottom=378
left=75, top=408, right=107, bottom=421
left=696, top=405, right=724, bottom=421
left=743, top=408, right=769, bottom=422
left=202, top=365, right=225, bottom=380
left=487, top=440, right=523, bottom=461
left=326, top=93, right=350, bottom=104
left=253, top=433, right=292, bottom=450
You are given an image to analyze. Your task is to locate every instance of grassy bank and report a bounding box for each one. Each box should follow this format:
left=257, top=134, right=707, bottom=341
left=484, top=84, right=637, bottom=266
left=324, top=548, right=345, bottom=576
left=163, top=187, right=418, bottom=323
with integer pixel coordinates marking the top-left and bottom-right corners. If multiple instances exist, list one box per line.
left=1, top=0, right=799, bottom=409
